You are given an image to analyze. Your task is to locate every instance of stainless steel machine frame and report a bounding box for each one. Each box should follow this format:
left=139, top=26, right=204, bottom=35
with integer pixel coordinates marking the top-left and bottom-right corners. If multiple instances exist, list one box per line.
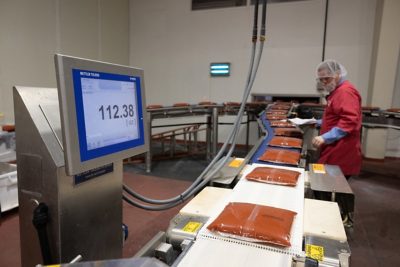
left=14, top=87, right=124, bottom=266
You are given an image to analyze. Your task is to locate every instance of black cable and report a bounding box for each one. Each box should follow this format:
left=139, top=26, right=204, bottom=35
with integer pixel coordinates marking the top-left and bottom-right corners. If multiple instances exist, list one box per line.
left=123, top=183, right=202, bottom=205
left=123, top=194, right=184, bottom=211
left=260, top=0, right=267, bottom=38
left=322, top=0, right=329, bottom=61
left=252, top=0, right=259, bottom=43
left=32, top=203, right=52, bottom=265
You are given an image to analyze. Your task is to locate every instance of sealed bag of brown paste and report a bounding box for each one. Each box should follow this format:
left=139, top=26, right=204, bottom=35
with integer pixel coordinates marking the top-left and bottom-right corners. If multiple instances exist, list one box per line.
left=147, top=104, right=164, bottom=109
left=274, top=128, right=303, bottom=138
left=245, top=166, right=300, bottom=186
left=269, top=136, right=303, bottom=149
left=266, top=114, right=287, bottom=120
left=266, top=110, right=287, bottom=115
left=198, top=101, right=217, bottom=106
left=207, top=202, right=296, bottom=247
left=258, top=149, right=300, bottom=165
left=269, top=120, right=295, bottom=128
left=173, top=102, right=190, bottom=107
left=270, top=105, right=290, bottom=111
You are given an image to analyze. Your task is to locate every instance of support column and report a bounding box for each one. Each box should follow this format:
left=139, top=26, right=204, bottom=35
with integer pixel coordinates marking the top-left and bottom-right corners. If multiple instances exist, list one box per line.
left=145, top=112, right=152, bottom=172
left=363, top=0, right=400, bottom=159
left=211, top=107, right=219, bottom=158
left=206, top=114, right=212, bottom=161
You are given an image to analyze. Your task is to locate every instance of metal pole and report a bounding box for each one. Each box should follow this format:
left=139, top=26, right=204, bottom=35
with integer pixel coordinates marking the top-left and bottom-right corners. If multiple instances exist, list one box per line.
left=145, top=112, right=152, bottom=173
left=212, top=107, right=219, bottom=158
left=246, top=112, right=251, bottom=152
left=206, top=114, right=212, bottom=160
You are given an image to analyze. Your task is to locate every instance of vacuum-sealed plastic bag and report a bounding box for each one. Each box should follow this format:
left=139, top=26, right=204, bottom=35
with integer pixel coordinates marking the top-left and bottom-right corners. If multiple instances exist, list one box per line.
left=258, top=149, right=300, bottom=166
left=245, top=166, right=300, bottom=186
left=266, top=114, right=287, bottom=120
left=207, top=202, right=296, bottom=247
left=274, top=128, right=303, bottom=138
left=266, top=110, right=287, bottom=115
left=270, top=105, right=290, bottom=111
left=269, top=121, right=295, bottom=128
left=269, top=136, right=303, bottom=149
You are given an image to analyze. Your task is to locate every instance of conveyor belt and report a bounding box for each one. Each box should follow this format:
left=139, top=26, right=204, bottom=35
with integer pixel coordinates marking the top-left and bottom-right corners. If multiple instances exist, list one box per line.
left=174, top=103, right=352, bottom=267
left=299, top=103, right=400, bottom=130
left=176, top=163, right=305, bottom=267
left=362, top=111, right=400, bottom=130
left=250, top=110, right=303, bottom=167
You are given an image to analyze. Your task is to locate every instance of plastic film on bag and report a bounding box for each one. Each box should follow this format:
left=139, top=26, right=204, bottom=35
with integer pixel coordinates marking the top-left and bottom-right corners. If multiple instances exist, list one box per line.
left=269, top=137, right=303, bottom=149
left=245, top=166, right=300, bottom=186
left=207, top=202, right=297, bottom=247
left=269, top=121, right=295, bottom=128
left=274, top=128, right=303, bottom=138
left=266, top=114, right=287, bottom=120
left=258, top=149, right=301, bottom=166
left=270, top=105, right=290, bottom=111
left=266, top=110, right=287, bottom=115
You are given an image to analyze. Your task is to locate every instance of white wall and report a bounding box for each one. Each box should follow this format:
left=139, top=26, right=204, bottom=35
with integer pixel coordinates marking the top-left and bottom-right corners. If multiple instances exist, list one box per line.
left=0, top=0, right=57, bottom=124
left=362, top=0, right=400, bottom=159
left=0, top=0, right=129, bottom=124
left=130, top=0, right=377, bottom=144
left=130, top=0, right=327, bottom=105
left=385, top=21, right=400, bottom=158
left=325, top=0, right=377, bottom=100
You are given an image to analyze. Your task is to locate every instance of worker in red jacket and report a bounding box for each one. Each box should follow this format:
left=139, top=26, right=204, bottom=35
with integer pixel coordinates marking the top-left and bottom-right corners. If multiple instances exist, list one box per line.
left=312, top=60, right=362, bottom=178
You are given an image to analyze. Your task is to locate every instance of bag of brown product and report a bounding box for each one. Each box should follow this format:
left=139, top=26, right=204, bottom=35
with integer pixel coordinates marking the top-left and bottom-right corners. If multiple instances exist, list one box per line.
left=274, top=128, right=303, bottom=138
left=269, top=136, right=303, bottom=149
left=207, top=202, right=296, bottom=247
left=266, top=110, right=287, bottom=115
left=269, top=120, right=295, bottom=128
left=270, top=105, right=290, bottom=111
left=245, top=166, right=300, bottom=186
left=266, top=114, right=287, bottom=120
left=173, top=102, right=191, bottom=107
left=258, top=149, right=301, bottom=166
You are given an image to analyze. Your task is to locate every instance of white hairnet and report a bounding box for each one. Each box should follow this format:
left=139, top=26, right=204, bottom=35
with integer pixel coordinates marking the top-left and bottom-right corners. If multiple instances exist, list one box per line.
left=316, top=59, right=348, bottom=80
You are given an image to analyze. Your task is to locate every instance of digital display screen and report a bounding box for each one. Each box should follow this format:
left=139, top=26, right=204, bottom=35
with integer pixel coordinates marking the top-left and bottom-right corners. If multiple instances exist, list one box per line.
left=72, top=69, right=145, bottom=162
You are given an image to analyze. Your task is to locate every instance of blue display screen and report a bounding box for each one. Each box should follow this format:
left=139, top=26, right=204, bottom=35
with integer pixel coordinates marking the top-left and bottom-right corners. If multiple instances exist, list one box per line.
left=72, top=69, right=145, bottom=162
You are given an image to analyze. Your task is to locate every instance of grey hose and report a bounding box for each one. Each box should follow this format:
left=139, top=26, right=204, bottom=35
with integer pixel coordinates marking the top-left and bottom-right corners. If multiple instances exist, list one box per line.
left=123, top=44, right=265, bottom=210
left=123, top=0, right=267, bottom=210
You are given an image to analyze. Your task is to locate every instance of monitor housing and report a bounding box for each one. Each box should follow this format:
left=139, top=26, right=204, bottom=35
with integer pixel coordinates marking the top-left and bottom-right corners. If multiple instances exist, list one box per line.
left=55, top=54, right=149, bottom=175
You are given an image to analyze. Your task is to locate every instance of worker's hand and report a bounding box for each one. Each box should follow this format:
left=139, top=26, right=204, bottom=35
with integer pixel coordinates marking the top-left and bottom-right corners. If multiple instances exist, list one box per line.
left=312, top=136, right=325, bottom=148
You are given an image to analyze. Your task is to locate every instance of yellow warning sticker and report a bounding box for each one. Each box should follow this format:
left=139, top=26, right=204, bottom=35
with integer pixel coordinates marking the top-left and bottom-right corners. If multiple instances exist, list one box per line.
left=229, top=158, right=244, bottom=168
left=311, top=164, right=326, bottom=174
left=182, top=221, right=202, bottom=233
left=306, top=244, right=324, bottom=261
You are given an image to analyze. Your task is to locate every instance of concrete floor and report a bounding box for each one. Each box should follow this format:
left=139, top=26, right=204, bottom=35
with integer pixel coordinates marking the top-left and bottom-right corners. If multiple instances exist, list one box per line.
left=346, top=158, right=400, bottom=266
left=0, top=157, right=399, bottom=266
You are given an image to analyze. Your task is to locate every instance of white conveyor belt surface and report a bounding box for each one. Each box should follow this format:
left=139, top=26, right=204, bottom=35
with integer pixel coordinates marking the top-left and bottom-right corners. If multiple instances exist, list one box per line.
left=177, top=236, right=292, bottom=267
left=178, top=163, right=305, bottom=267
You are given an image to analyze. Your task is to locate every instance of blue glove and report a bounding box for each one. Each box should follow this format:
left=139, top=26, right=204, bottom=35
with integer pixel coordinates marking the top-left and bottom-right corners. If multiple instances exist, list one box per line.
left=316, top=119, right=322, bottom=127
left=321, top=127, right=347, bottom=144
